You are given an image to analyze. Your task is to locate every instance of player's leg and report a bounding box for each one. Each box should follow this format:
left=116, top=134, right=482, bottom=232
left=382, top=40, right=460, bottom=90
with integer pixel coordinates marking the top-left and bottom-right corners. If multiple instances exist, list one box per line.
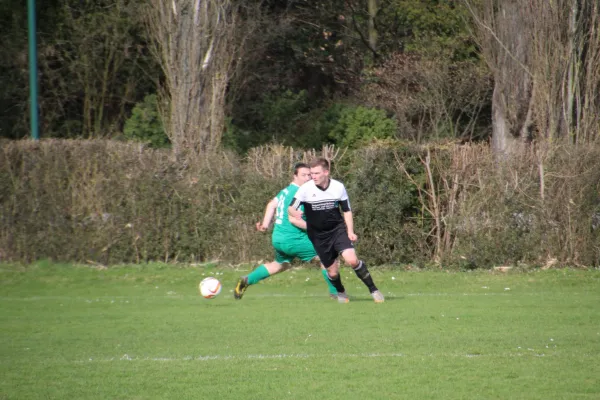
left=324, top=229, right=351, bottom=301
left=234, top=245, right=291, bottom=300
left=340, top=248, right=384, bottom=303
left=324, top=259, right=348, bottom=303
left=290, top=238, right=338, bottom=298
left=332, top=227, right=384, bottom=303
left=320, top=265, right=338, bottom=299
left=325, top=260, right=348, bottom=303
left=307, top=257, right=338, bottom=299
left=249, top=260, right=287, bottom=284
left=234, top=261, right=286, bottom=300
left=309, top=231, right=348, bottom=302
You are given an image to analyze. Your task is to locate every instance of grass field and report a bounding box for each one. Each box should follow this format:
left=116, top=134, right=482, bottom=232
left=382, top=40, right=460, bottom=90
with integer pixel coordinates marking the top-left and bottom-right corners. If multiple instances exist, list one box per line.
left=1, top=261, right=600, bottom=400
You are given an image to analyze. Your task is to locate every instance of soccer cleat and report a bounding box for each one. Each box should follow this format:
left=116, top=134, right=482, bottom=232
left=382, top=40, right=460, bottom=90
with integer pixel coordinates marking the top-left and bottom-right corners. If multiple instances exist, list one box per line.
left=337, top=292, right=349, bottom=303
left=329, top=293, right=338, bottom=300
left=371, top=290, right=385, bottom=303
left=234, top=276, right=248, bottom=300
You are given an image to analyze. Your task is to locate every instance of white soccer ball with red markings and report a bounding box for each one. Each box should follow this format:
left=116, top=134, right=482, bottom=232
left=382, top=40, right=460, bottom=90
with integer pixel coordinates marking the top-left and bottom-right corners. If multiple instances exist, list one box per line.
left=199, top=277, right=222, bottom=299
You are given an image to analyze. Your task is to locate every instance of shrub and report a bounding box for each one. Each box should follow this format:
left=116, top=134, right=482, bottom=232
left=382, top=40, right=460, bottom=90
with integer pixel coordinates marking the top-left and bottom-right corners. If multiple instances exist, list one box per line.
left=334, top=142, right=427, bottom=264
left=2, top=139, right=599, bottom=267
left=226, top=95, right=397, bottom=151
left=123, top=94, right=169, bottom=148
left=328, top=106, right=397, bottom=148
left=225, top=90, right=313, bottom=152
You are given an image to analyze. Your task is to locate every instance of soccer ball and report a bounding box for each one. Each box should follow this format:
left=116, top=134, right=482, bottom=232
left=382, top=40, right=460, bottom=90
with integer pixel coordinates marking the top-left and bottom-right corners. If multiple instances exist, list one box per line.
left=199, top=277, right=222, bottom=299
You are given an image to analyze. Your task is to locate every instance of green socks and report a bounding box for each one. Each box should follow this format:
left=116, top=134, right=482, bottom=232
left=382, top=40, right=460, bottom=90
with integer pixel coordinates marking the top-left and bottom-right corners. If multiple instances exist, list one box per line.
left=247, top=264, right=337, bottom=296
left=321, top=268, right=338, bottom=295
left=247, top=265, right=271, bottom=285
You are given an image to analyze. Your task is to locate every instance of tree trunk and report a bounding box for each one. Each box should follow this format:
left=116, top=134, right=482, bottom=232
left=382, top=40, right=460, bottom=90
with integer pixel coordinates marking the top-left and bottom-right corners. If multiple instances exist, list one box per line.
left=147, top=0, right=242, bottom=157
left=485, top=1, right=532, bottom=155
left=367, top=0, right=378, bottom=52
left=466, top=0, right=600, bottom=150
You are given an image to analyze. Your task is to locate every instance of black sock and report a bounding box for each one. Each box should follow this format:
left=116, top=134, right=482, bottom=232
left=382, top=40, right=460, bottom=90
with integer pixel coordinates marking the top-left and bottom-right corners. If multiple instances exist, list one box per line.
left=327, top=272, right=346, bottom=294
left=353, top=260, right=378, bottom=293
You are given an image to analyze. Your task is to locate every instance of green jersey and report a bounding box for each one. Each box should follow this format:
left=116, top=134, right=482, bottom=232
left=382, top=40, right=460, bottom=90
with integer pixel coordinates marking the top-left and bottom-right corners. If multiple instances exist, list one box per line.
left=272, top=183, right=306, bottom=243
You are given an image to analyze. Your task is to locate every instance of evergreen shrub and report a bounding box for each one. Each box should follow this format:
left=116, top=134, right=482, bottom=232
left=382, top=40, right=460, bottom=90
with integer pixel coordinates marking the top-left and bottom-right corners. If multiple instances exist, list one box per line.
left=123, top=94, right=169, bottom=148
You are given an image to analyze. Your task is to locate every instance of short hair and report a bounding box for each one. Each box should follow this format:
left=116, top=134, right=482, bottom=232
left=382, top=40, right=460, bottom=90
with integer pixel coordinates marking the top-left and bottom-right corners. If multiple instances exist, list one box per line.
left=309, top=157, right=330, bottom=170
left=293, top=162, right=310, bottom=175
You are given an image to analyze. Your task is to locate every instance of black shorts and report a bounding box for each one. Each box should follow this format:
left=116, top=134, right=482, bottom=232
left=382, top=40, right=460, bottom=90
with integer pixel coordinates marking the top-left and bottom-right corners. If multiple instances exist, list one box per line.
left=308, top=225, right=354, bottom=268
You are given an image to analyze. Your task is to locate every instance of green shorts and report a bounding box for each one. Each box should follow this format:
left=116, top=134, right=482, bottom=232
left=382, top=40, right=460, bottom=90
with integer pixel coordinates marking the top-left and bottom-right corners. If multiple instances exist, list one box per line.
left=272, top=237, right=317, bottom=264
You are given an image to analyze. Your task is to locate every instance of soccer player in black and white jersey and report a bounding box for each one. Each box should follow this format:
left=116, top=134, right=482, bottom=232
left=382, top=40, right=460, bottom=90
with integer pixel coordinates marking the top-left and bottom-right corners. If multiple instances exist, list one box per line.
left=288, top=157, right=384, bottom=303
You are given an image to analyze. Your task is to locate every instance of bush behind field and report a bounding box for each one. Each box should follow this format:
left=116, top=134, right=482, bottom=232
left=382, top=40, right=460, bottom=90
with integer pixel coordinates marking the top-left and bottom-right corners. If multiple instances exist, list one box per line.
left=1, top=139, right=599, bottom=267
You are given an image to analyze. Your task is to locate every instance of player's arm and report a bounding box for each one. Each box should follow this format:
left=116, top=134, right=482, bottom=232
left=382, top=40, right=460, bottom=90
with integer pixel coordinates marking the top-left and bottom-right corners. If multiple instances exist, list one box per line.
left=342, top=210, right=357, bottom=241
left=288, top=197, right=306, bottom=230
left=289, top=214, right=307, bottom=230
left=256, top=198, right=278, bottom=232
left=339, top=187, right=357, bottom=241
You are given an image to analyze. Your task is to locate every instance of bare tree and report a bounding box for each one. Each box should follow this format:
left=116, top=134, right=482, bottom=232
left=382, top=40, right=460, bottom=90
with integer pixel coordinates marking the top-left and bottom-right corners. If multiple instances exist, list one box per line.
left=357, top=53, right=491, bottom=143
left=465, top=0, right=600, bottom=154
left=146, top=0, right=253, bottom=156
left=526, top=0, right=600, bottom=144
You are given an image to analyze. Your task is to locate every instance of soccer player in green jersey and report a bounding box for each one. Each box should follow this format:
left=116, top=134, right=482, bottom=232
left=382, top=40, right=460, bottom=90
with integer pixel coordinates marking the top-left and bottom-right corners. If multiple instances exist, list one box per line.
left=234, top=163, right=338, bottom=300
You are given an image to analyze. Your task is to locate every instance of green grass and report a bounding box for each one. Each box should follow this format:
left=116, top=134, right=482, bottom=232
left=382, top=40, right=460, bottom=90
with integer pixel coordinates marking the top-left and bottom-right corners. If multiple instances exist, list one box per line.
left=1, top=261, right=600, bottom=400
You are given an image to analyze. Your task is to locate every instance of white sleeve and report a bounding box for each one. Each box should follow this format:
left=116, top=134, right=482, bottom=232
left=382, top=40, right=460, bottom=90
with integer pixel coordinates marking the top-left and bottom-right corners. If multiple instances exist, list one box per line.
left=339, top=184, right=351, bottom=211
left=340, top=184, right=349, bottom=201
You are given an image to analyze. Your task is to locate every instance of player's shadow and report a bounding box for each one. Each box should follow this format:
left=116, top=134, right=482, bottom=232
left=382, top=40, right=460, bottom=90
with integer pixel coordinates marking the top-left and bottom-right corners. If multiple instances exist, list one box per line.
left=349, top=295, right=402, bottom=302
left=202, top=303, right=235, bottom=307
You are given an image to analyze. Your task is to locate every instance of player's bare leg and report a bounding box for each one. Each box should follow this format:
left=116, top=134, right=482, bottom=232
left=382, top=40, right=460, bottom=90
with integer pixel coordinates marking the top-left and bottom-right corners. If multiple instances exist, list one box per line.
left=265, top=261, right=288, bottom=275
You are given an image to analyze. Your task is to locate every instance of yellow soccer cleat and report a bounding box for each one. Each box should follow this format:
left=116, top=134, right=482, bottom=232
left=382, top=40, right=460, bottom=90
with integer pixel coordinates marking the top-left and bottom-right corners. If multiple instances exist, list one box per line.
left=234, top=276, right=248, bottom=300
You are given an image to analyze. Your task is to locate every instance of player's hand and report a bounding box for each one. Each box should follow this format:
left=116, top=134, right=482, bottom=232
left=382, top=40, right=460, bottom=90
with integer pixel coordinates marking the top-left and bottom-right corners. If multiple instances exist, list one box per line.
left=348, top=232, right=358, bottom=242
left=256, top=222, right=268, bottom=232
left=289, top=208, right=303, bottom=219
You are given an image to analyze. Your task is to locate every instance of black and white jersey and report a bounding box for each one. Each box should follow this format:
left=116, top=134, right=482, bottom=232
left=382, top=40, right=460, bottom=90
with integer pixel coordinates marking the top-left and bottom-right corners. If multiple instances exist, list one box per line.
left=290, top=179, right=351, bottom=233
